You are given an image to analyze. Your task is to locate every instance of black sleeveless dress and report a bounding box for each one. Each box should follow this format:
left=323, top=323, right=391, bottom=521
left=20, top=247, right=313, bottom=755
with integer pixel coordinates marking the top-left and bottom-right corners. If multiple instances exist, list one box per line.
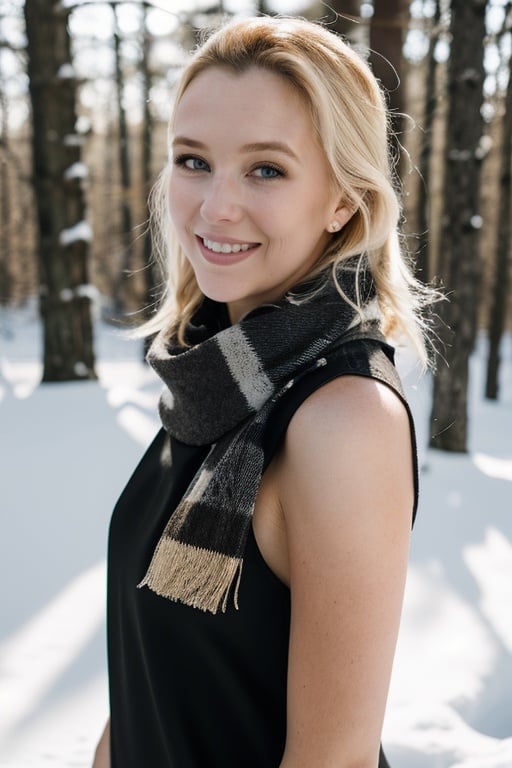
left=107, top=337, right=418, bottom=768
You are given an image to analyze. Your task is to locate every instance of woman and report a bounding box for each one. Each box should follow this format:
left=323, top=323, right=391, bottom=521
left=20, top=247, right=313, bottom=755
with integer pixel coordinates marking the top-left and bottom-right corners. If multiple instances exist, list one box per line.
left=94, top=15, right=432, bottom=768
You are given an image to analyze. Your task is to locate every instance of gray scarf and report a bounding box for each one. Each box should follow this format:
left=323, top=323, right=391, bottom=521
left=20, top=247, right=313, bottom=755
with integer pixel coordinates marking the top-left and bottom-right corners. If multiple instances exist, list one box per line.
left=138, top=259, right=380, bottom=613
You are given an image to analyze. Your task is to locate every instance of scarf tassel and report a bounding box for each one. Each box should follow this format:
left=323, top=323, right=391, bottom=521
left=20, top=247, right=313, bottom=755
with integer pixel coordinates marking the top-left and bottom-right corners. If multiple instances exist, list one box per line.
left=138, top=538, right=243, bottom=614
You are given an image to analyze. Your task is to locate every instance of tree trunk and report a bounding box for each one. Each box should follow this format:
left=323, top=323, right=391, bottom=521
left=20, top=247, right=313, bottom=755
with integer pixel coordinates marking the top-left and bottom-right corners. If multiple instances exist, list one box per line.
left=485, top=45, right=512, bottom=400
left=141, top=3, right=158, bottom=317
left=111, top=2, right=134, bottom=314
left=256, top=0, right=274, bottom=14
left=369, top=0, right=409, bottom=138
left=0, top=78, right=12, bottom=303
left=24, top=0, right=96, bottom=381
left=415, top=0, right=441, bottom=282
left=97, top=98, right=118, bottom=302
left=328, top=0, right=365, bottom=47
left=429, top=0, right=487, bottom=452
left=369, top=0, right=410, bottom=185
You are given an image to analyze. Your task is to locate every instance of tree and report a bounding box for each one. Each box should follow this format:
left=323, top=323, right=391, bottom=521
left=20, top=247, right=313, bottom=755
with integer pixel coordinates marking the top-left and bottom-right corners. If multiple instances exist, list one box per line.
left=24, top=0, right=96, bottom=381
left=429, top=0, right=488, bottom=451
left=0, top=69, right=12, bottom=302
left=415, top=0, right=442, bottom=282
left=369, top=0, right=410, bottom=138
left=111, top=1, right=135, bottom=314
left=0, top=3, right=33, bottom=305
left=326, top=0, right=365, bottom=47
left=256, top=0, right=273, bottom=13
left=485, top=2, right=512, bottom=400
left=140, top=1, right=162, bottom=338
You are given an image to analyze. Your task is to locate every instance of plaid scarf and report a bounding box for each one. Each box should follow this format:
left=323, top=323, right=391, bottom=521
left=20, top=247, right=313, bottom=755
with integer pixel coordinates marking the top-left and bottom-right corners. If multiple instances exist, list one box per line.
left=138, top=260, right=380, bottom=613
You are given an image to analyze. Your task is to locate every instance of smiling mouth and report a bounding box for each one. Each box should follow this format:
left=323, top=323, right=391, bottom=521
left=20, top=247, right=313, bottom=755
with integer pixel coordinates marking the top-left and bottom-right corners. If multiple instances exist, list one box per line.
left=201, top=237, right=259, bottom=254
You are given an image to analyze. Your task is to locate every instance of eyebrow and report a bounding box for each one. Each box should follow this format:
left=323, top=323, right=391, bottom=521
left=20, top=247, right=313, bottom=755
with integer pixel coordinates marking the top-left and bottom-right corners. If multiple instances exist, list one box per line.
left=172, top=137, right=299, bottom=161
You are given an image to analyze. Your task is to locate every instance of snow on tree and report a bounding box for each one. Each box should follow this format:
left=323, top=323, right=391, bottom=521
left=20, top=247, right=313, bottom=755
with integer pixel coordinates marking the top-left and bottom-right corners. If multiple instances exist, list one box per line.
left=24, top=0, right=96, bottom=382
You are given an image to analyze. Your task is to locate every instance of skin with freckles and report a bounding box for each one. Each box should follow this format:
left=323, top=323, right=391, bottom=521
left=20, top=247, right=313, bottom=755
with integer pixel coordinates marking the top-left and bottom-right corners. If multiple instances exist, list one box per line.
left=168, top=66, right=351, bottom=323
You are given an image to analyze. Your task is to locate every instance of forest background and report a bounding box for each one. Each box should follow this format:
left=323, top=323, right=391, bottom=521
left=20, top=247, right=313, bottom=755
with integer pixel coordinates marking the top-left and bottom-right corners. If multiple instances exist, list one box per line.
left=1, top=0, right=511, bottom=452
left=1, top=1, right=512, bottom=766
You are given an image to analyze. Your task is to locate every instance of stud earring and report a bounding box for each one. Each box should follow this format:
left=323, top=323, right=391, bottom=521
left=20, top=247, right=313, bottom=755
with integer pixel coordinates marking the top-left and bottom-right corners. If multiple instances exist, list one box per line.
left=329, top=221, right=341, bottom=233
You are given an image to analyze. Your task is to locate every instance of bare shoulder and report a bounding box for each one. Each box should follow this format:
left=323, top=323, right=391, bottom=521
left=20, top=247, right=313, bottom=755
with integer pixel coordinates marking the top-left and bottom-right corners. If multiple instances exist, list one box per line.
left=277, top=371, right=415, bottom=559
left=288, top=373, right=410, bottom=442
left=283, top=376, right=414, bottom=524
left=282, top=374, right=413, bottom=493
left=277, top=374, right=415, bottom=765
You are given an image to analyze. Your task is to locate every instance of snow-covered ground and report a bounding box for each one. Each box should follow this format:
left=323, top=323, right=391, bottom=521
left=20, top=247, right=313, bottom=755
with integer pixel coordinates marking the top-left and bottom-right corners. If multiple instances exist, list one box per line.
left=1, top=302, right=511, bottom=768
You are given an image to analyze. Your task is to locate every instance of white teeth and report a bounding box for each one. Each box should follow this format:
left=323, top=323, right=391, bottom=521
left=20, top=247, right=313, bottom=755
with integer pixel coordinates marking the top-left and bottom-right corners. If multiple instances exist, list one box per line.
left=203, top=238, right=252, bottom=254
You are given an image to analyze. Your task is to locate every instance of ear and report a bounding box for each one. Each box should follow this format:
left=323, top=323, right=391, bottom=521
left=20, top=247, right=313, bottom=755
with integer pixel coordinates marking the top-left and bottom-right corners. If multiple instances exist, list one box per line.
left=326, top=202, right=354, bottom=234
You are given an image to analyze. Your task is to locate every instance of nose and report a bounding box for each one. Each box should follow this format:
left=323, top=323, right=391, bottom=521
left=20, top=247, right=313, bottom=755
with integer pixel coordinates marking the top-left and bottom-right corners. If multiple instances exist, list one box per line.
left=200, top=175, right=243, bottom=224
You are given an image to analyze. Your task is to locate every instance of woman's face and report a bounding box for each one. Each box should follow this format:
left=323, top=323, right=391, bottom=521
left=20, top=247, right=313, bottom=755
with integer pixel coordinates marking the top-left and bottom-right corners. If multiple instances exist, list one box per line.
left=169, top=66, right=350, bottom=322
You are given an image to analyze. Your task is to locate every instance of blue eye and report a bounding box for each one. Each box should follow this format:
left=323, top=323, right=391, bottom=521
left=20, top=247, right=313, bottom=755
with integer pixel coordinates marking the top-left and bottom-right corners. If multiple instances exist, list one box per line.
left=253, top=165, right=284, bottom=179
left=174, top=155, right=210, bottom=172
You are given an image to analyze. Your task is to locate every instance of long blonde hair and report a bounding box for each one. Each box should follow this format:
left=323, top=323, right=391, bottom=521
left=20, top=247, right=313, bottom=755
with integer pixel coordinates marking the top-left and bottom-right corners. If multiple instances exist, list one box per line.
left=142, top=15, right=434, bottom=365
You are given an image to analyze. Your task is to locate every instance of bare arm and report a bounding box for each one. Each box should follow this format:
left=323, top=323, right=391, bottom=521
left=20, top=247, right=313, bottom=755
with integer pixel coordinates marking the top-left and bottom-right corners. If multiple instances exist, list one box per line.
left=92, top=719, right=110, bottom=768
left=278, top=376, right=414, bottom=768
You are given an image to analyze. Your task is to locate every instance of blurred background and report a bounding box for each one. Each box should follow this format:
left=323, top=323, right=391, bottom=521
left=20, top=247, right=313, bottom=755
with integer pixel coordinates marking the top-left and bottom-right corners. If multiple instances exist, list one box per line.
left=1, top=1, right=511, bottom=766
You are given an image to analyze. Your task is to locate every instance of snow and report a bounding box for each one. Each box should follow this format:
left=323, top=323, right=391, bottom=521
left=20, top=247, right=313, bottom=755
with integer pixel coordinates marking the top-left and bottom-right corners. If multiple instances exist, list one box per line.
left=73, top=361, right=90, bottom=377
left=0, top=305, right=511, bottom=768
left=476, top=135, right=493, bottom=160
left=59, top=284, right=99, bottom=303
left=63, top=134, right=84, bottom=147
left=57, top=63, right=76, bottom=80
left=76, top=284, right=99, bottom=302
left=59, top=288, right=74, bottom=302
left=59, top=220, right=93, bottom=247
left=64, top=162, right=88, bottom=181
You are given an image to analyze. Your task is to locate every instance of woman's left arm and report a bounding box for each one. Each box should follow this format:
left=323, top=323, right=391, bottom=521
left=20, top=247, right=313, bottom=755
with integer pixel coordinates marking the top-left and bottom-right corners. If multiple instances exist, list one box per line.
left=278, top=375, right=414, bottom=768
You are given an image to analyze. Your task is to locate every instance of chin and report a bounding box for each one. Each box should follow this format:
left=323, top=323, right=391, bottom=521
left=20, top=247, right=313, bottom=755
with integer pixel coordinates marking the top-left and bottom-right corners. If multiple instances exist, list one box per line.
left=195, top=276, right=245, bottom=306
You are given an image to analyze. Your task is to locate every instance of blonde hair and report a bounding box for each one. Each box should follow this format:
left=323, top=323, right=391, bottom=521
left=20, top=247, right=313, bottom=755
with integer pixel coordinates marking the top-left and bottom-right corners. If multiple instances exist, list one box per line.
left=142, top=15, right=434, bottom=365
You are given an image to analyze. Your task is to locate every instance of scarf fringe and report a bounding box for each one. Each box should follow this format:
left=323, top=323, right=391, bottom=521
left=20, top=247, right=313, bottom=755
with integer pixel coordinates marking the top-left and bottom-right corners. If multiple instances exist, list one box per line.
left=138, top=538, right=243, bottom=614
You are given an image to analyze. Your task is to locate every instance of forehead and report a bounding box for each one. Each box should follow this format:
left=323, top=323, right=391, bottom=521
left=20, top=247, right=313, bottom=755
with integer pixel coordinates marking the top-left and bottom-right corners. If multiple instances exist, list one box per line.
left=173, top=66, right=314, bottom=140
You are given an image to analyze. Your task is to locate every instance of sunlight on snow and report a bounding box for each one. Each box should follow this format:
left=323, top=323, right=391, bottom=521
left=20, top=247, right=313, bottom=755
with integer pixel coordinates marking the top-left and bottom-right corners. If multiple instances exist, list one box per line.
left=390, top=562, right=497, bottom=707
left=385, top=701, right=512, bottom=767
left=464, top=528, right=512, bottom=654
left=106, top=384, right=159, bottom=411
left=116, top=404, right=160, bottom=446
left=473, top=452, right=512, bottom=482
left=0, top=561, right=106, bottom=740
left=0, top=360, right=40, bottom=399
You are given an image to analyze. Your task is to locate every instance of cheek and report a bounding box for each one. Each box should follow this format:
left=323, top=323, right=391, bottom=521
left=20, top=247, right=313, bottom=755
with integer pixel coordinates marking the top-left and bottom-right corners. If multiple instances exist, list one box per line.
left=168, top=178, right=194, bottom=228
left=254, top=198, right=298, bottom=240
left=167, top=180, right=180, bottom=224
left=269, top=187, right=326, bottom=231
